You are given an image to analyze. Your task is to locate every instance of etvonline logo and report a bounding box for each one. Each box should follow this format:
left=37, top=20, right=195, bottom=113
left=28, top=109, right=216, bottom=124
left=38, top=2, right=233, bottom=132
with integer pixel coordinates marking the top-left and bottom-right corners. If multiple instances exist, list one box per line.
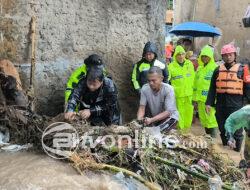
left=42, top=122, right=79, bottom=159
left=42, top=122, right=208, bottom=159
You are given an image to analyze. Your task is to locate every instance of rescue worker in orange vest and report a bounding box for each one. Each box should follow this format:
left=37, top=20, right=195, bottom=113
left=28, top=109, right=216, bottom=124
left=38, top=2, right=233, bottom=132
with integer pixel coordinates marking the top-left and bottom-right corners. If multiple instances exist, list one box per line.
left=206, top=44, right=250, bottom=152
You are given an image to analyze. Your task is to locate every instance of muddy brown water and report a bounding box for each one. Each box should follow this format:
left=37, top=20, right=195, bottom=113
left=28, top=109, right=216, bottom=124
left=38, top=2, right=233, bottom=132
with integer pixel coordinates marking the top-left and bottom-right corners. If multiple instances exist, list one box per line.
left=0, top=151, right=147, bottom=190
left=0, top=123, right=244, bottom=190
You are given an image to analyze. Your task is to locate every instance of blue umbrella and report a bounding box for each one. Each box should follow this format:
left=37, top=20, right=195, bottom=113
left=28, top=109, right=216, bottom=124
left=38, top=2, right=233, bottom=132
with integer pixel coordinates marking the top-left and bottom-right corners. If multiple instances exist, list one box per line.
left=169, top=22, right=221, bottom=37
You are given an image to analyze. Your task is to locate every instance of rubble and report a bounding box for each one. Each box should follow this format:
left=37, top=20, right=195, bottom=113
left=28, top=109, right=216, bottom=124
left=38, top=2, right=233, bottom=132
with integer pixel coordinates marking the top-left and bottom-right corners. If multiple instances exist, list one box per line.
left=0, top=104, right=247, bottom=190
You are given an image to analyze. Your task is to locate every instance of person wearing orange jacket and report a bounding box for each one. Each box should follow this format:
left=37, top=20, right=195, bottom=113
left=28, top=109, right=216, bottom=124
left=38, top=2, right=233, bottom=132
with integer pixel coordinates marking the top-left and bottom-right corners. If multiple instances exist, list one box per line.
left=206, top=44, right=250, bottom=151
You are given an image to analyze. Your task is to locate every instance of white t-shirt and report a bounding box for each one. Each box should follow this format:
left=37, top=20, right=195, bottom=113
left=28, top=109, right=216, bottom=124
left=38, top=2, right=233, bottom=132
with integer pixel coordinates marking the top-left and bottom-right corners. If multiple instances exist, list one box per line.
left=140, top=83, right=179, bottom=121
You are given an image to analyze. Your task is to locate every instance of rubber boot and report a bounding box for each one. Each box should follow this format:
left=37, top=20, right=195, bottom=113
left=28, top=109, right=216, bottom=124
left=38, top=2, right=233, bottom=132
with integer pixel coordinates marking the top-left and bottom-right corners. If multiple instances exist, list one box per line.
left=234, top=137, right=243, bottom=152
left=220, top=134, right=228, bottom=146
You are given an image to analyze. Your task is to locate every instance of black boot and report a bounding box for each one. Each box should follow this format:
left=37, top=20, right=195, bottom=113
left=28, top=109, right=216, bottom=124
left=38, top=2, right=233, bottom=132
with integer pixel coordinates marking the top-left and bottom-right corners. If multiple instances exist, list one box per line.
left=233, top=128, right=244, bottom=152
left=234, top=138, right=243, bottom=152
left=220, top=134, right=228, bottom=146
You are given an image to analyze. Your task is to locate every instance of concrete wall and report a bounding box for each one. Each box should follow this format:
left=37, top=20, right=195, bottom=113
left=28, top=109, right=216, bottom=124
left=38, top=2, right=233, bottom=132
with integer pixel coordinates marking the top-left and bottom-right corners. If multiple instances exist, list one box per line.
left=173, top=0, right=250, bottom=60
left=0, top=0, right=167, bottom=121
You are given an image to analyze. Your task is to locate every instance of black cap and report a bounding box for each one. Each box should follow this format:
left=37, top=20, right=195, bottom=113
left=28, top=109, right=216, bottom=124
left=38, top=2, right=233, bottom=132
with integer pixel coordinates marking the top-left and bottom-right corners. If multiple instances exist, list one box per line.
left=84, top=54, right=103, bottom=67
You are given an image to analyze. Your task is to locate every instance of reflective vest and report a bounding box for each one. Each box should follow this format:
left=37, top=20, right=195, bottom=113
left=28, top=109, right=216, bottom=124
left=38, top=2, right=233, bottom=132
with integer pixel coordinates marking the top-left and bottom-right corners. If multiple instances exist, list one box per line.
left=216, top=63, right=243, bottom=95
left=243, top=65, right=250, bottom=83
left=193, top=63, right=217, bottom=102
left=168, top=60, right=195, bottom=98
left=132, top=59, right=167, bottom=89
left=65, top=64, right=87, bottom=102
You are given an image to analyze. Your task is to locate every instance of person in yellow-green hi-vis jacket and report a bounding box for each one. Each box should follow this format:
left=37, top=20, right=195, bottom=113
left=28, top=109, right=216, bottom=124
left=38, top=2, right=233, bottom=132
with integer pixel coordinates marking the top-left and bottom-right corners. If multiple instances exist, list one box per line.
left=131, top=41, right=169, bottom=94
left=65, top=54, right=106, bottom=103
left=193, top=45, right=218, bottom=138
left=168, top=45, right=195, bottom=131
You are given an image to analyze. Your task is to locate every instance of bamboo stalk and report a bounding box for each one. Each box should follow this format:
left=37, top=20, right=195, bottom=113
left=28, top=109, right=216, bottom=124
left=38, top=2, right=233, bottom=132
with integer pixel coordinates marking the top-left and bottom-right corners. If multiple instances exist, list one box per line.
left=30, top=16, right=36, bottom=87
left=152, top=156, right=233, bottom=190
left=99, top=163, right=161, bottom=190
left=70, top=154, right=161, bottom=190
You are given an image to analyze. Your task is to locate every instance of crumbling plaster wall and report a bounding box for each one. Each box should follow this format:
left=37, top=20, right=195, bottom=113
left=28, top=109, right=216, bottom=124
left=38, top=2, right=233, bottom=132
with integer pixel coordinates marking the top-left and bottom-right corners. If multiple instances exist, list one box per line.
left=0, top=0, right=167, bottom=121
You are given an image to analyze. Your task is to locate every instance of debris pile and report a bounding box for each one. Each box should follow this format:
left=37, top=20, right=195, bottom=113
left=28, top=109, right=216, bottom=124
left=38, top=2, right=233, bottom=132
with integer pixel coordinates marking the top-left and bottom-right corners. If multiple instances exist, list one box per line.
left=0, top=105, right=247, bottom=190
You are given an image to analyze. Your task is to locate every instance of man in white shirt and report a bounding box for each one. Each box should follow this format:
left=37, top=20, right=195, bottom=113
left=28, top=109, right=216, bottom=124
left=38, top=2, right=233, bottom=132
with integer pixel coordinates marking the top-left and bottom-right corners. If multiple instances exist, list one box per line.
left=137, top=66, right=179, bottom=132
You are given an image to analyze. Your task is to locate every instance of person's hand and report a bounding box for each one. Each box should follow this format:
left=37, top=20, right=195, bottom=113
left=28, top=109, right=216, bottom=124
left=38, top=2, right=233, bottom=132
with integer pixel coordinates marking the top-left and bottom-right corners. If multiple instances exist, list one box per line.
left=205, top=105, right=211, bottom=114
left=144, top=117, right=153, bottom=125
left=246, top=168, right=250, bottom=182
left=65, top=112, right=76, bottom=121
left=227, top=138, right=236, bottom=149
left=79, top=109, right=91, bottom=119
left=137, top=118, right=144, bottom=125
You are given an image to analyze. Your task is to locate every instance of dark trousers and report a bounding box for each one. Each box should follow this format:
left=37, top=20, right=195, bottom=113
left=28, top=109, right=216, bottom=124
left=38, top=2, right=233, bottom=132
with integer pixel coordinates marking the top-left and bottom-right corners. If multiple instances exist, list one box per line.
left=155, top=118, right=177, bottom=133
left=216, top=106, right=244, bottom=151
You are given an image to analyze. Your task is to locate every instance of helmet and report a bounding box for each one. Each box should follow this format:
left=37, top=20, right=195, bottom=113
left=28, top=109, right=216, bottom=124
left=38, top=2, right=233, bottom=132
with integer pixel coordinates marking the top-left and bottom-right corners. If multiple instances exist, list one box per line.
left=221, top=44, right=236, bottom=55
left=84, top=54, right=103, bottom=67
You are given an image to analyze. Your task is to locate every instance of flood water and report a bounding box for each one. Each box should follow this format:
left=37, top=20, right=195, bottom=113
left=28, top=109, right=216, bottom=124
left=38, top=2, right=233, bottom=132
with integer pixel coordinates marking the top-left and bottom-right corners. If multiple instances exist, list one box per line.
left=0, top=151, right=147, bottom=190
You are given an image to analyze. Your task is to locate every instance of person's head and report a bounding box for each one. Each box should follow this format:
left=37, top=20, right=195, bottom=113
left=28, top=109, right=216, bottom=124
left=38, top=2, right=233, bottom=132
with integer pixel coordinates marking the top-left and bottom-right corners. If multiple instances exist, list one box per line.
left=221, top=44, right=236, bottom=65
left=84, top=54, right=103, bottom=68
left=201, top=55, right=211, bottom=64
left=147, top=66, right=163, bottom=91
left=182, top=38, right=192, bottom=51
left=176, top=52, right=186, bottom=63
left=173, top=45, right=186, bottom=64
left=198, top=45, right=214, bottom=66
left=143, top=41, right=157, bottom=62
left=86, top=68, right=104, bottom=92
left=145, top=52, right=155, bottom=62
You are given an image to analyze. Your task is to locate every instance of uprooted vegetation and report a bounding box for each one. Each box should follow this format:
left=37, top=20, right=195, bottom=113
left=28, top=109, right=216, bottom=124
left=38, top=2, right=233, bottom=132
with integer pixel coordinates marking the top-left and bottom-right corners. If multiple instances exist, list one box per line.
left=0, top=102, right=247, bottom=190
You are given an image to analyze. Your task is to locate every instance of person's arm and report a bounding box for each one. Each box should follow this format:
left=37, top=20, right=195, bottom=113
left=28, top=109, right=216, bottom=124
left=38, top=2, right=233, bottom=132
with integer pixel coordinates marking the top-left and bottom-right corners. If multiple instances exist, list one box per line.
left=193, top=69, right=198, bottom=102
left=66, top=79, right=85, bottom=112
left=150, top=111, right=170, bottom=123
left=189, top=61, right=195, bottom=87
left=137, top=88, right=147, bottom=120
left=243, top=65, right=250, bottom=104
left=65, top=79, right=86, bottom=120
left=65, top=65, right=86, bottom=102
left=131, top=63, right=141, bottom=90
left=164, top=85, right=177, bottom=120
left=137, top=105, right=146, bottom=120
left=206, top=67, right=219, bottom=107
left=225, top=112, right=237, bottom=138
left=162, top=64, right=169, bottom=83
left=225, top=110, right=241, bottom=149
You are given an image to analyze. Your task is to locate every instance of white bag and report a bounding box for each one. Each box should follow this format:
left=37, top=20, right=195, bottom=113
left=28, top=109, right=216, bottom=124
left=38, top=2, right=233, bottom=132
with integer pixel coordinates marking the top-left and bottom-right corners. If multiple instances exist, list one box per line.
left=244, top=5, right=250, bottom=18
